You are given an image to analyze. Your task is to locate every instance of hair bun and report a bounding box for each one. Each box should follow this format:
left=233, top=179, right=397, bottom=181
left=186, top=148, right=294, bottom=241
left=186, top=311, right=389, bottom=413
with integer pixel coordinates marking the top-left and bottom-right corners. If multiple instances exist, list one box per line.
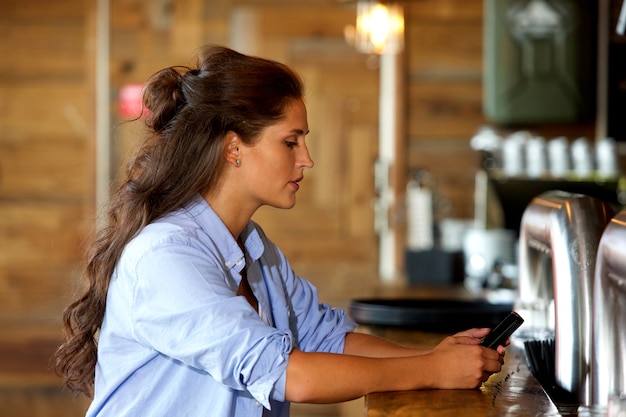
left=143, top=67, right=188, bottom=131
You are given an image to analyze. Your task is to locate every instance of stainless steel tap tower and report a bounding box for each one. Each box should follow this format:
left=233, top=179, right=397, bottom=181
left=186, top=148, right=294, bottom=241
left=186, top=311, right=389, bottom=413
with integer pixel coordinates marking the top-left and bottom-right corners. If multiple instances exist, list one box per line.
left=589, top=208, right=626, bottom=412
left=516, top=191, right=615, bottom=404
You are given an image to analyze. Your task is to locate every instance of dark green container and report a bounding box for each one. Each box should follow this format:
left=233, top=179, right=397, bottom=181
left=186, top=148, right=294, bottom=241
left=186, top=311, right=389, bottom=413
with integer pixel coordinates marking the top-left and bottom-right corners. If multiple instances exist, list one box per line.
left=483, top=0, right=597, bottom=125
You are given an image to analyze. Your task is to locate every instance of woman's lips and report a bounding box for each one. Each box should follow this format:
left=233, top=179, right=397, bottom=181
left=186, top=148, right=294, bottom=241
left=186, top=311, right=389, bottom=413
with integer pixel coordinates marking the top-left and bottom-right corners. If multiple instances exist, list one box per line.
left=290, top=177, right=303, bottom=190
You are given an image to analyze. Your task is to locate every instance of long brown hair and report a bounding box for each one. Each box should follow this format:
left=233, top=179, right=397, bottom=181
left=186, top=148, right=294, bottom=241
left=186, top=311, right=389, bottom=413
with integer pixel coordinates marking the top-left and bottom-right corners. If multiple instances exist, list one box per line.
left=55, top=45, right=304, bottom=397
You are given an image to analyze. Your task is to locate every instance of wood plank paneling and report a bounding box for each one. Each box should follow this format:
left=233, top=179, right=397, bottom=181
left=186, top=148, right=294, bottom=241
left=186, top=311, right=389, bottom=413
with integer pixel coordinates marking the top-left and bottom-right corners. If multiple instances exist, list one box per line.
left=255, top=6, right=354, bottom=38
left=0, top=202, right=86, bottom=264
left=404, top=0, right=487, bottom=225
left=347, top=123, right=377, bottom=238
left=0, top=83, right=90, bottom=141
left=0, top=262, right=83, bottom=319
left=406, top=0, right=482, bottom=22
left=406, top=22, right=482, bottom=78
left=0, top=0, right=85, bottom=20
left=169, top=0, right=206, bottom=62
left=402, top=0, right=484, bottom=231
left=407, top=81, right=486, bottom=139
left=0, top=23, right=85, bottom=80
left=0, top=139, right=87, bottom=198
left=0, top=388, right=89, bottom=417
left=0, top=2, right=94, bottom=408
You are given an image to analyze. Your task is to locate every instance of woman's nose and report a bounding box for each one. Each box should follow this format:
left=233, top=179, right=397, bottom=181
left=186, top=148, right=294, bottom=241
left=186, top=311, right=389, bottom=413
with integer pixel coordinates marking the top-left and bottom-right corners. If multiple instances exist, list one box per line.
left=299, top=145, right=314, bottom=169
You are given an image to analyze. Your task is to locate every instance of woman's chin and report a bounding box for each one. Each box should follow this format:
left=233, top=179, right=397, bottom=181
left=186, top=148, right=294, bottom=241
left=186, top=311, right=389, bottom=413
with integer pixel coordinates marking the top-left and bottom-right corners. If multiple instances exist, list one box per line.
left=269, top=199, right=297, bottom=210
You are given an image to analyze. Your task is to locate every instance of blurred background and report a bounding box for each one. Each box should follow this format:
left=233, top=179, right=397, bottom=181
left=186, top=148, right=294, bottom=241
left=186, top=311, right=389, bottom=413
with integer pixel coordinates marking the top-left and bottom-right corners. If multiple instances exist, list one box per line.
left=1, top=0, right=625, bottom=416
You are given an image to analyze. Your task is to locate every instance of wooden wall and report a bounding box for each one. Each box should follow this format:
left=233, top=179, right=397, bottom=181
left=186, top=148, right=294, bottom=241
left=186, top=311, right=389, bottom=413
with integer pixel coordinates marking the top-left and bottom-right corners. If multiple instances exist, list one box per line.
left=0, top=0, right=95, bottom=414
left=404, top=1, right=485, bottom=221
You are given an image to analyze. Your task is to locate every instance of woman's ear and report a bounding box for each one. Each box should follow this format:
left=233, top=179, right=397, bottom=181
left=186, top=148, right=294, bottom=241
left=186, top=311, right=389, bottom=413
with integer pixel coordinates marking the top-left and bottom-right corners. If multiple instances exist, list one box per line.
left=224, top=131, right=241, bottom=167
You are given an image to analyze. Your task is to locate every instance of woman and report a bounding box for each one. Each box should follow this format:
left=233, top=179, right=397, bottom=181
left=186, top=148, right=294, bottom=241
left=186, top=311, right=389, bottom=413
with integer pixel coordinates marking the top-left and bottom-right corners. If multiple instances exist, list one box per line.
left=55, top=45, right=505, bottom=417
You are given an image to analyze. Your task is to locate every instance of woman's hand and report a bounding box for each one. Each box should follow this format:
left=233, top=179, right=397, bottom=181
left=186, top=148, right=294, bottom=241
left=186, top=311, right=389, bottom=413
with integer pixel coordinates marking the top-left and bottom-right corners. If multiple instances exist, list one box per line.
left=424, top=328, right=505, bottom=389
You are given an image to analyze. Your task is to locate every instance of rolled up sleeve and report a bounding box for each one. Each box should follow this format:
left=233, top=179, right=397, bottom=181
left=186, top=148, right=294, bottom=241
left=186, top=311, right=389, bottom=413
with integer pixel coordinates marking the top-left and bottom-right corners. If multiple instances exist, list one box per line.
left=257, top=240, right=357, bottom=355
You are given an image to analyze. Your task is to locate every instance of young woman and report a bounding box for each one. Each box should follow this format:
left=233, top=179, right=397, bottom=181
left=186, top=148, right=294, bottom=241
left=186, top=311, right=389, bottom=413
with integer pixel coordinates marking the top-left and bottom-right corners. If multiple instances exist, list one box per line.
left=55, top=45, right=505, bottom=417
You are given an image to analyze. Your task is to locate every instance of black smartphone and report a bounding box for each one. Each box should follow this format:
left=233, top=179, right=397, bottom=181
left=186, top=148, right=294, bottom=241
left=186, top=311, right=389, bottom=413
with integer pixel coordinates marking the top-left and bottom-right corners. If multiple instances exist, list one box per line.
left=480, top=311, right=524, bottom=349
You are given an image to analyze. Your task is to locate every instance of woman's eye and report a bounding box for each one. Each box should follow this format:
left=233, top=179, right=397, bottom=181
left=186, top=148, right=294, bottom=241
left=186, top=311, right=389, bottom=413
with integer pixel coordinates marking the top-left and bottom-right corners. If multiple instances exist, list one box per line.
left=285, top=141, right=297, bottom=149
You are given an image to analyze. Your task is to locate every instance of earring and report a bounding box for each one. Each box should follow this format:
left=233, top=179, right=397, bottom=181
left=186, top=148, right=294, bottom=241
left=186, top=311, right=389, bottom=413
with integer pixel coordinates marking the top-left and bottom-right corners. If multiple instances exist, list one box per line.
left=236, top=159, right=241, bottom=166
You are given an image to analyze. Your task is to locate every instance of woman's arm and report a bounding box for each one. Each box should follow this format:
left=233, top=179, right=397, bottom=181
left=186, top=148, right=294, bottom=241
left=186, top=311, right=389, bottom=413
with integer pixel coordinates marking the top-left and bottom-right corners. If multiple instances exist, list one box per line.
left=342, top=328, right=506, bottom=358
left=342, top=331, right=429, bottom=357
left=285, top=328, right=505, bottom=404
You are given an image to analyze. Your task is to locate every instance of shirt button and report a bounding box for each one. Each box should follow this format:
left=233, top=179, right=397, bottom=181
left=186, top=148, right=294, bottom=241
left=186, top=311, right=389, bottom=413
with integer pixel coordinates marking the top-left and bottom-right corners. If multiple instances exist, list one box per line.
left=254, top=401, right=260, bottom=407
left=236, top=259, right=243, bottom=266
left=225, top=261, right=231, bottom=267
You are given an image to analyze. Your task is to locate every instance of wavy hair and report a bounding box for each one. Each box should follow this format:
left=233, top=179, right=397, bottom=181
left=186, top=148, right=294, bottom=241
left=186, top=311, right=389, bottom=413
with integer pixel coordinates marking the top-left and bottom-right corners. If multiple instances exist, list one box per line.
left=54, top=45, right=304, bottom=397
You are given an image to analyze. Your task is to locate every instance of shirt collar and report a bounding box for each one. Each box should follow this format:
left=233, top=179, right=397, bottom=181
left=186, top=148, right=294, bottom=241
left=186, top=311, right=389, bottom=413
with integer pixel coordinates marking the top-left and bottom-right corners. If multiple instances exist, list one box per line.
left=184, top=194, right=265, bottom=270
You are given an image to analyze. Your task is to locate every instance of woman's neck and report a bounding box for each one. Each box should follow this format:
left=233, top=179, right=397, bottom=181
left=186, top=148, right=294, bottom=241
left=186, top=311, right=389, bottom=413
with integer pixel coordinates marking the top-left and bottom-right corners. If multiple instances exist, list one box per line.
left=202, top=190, right=256, bottom=240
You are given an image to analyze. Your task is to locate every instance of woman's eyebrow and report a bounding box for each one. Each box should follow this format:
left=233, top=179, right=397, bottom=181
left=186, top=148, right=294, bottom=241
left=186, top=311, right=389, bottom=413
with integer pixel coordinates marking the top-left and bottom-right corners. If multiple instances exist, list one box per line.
left=291, top=128, right=309, bottom=135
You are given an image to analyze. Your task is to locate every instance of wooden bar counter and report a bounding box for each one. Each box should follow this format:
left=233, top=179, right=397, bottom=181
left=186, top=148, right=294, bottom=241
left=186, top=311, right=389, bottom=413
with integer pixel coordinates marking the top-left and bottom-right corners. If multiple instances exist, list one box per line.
left=357, top=322, right=578, bottom=417
left=364, top=347, right=573, bottom=416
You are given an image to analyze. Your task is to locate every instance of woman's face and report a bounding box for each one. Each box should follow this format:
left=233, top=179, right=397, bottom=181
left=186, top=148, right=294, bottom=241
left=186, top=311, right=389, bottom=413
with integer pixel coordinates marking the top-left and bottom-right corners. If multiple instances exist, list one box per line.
left=240, top=98, right=314, bottom=210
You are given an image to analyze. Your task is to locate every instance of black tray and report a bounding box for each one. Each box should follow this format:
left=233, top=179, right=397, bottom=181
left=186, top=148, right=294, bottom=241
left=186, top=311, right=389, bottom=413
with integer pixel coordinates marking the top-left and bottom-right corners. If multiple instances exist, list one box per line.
left=349, top=298, right=513, bottom=333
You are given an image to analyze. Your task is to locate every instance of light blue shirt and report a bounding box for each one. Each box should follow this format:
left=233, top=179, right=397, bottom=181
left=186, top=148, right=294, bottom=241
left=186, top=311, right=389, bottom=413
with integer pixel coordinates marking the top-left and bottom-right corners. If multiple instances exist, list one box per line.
left=86, top=194, right=356, bottom=417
